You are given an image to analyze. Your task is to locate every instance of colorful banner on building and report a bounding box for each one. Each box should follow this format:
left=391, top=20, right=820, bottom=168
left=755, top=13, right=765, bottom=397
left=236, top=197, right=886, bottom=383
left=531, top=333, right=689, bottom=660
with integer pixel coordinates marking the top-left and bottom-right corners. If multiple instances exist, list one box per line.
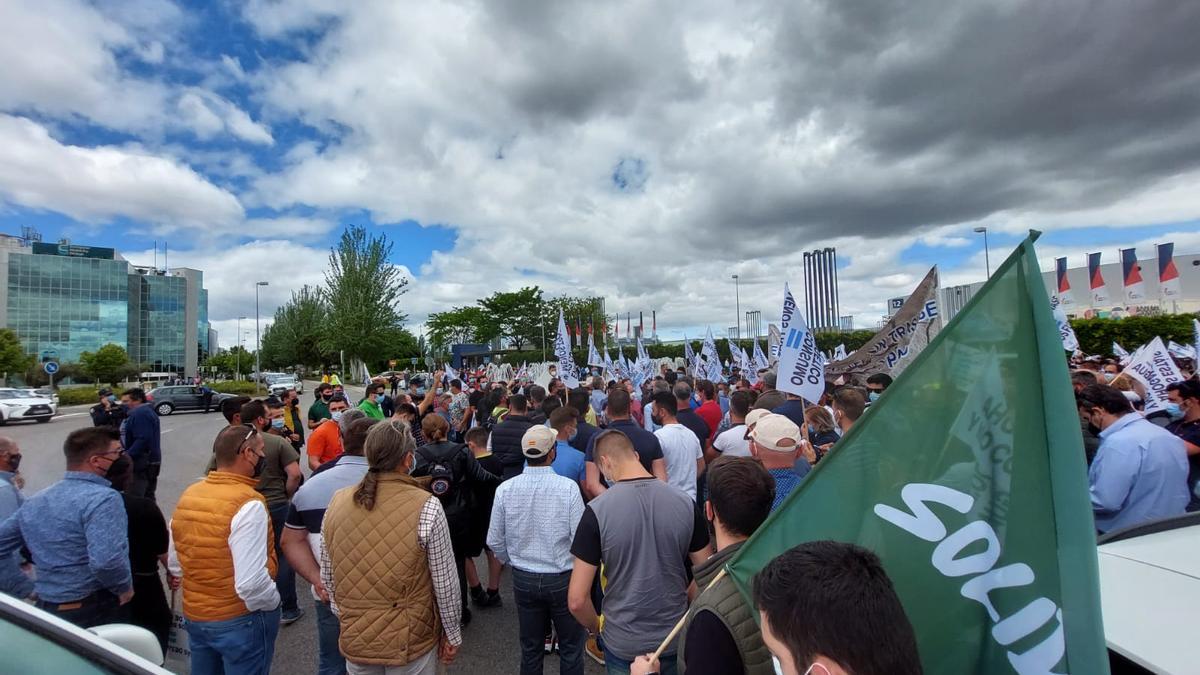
left=1157, top=242, right=1181, bottom=300
left=1120, top=248, right=1145, bottom=304
left=1087, top=252, right=1109, bottom=304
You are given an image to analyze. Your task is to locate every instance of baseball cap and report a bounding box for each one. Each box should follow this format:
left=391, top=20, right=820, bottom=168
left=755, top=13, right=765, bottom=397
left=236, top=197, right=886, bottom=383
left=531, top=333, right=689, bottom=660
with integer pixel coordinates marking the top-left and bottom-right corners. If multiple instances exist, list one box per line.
left=521, top=425, right=557, bottom=459
left=98, top=388, right=113, bottom=397
left=749, top=413, right=802, bottom=452
left=744, top=408, right=771, bottom=428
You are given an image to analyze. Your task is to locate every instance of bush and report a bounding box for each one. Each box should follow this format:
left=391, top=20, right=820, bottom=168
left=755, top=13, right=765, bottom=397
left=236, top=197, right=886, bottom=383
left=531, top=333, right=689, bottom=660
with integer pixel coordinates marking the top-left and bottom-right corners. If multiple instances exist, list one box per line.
left=57, top=387, right=102, bottom=406
left=1070, top=313, right=1199, bottom=356
left=209, top=380, right=261, bottom=395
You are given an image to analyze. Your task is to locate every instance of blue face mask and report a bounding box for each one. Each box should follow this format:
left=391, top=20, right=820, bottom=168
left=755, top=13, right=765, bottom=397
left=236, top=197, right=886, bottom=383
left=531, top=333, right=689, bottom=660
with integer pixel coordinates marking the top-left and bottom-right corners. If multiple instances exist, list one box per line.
left=1164, top=403, right=1184, bottom=421
left=807, top=424, right=816, bottom=437
left=376, top=394, right=386, bottom=404
left=868, top=391, right=881, bottom=402
left=107, top=395, right=117, bottom=403
left=271, top=418, right=285, bottom=429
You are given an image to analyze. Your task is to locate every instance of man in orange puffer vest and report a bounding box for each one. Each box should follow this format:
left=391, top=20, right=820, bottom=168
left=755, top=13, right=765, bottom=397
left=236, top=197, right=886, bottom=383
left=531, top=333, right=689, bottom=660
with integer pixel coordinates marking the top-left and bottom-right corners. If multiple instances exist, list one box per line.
left=168, top=425, right=281, bottom=675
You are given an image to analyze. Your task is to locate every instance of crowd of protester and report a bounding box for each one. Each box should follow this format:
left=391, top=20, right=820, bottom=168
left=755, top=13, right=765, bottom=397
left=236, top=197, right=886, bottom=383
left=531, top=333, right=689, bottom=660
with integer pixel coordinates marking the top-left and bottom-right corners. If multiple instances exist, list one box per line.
left=0, top=343, right=1194, bottom=675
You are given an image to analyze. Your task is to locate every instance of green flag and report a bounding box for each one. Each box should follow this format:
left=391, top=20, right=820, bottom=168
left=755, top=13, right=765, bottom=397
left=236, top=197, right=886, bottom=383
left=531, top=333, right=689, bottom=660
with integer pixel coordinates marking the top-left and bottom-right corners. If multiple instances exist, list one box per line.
left=727, top=233, right=1108, bottom=674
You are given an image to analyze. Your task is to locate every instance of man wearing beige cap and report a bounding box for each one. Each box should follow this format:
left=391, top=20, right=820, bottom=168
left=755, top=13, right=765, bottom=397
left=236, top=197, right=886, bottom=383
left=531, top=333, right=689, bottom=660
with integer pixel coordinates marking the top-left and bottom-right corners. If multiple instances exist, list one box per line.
left=749, top=413, right=814, bottom=512
left=488, top=425, right=586, bottom=674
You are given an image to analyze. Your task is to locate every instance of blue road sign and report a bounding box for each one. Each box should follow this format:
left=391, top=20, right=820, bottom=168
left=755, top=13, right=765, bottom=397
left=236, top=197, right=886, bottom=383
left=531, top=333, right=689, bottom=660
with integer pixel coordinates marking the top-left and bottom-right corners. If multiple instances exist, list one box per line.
left=43, top=361, right=59, bottom=375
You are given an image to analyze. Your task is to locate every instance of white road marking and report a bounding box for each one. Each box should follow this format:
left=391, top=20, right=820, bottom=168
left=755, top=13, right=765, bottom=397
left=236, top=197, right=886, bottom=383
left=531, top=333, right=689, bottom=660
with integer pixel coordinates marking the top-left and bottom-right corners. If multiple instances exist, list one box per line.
left=55, top=412, right=88, bottom=419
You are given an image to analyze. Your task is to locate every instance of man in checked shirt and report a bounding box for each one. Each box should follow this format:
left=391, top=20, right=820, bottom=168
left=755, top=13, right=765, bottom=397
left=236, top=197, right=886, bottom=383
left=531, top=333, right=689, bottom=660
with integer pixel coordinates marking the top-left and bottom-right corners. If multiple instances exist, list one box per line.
left=321, top=419, right=462, bottom=675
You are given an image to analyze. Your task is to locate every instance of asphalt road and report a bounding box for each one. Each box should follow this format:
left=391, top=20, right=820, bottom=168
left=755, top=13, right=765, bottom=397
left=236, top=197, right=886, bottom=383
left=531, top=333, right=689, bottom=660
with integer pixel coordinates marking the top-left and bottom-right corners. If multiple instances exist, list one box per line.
left=6, top=382, right=603, bottom=674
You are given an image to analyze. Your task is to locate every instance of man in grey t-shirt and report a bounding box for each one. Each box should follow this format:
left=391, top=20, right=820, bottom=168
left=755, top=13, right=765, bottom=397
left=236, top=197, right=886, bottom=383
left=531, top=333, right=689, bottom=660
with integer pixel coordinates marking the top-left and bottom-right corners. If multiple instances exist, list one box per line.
left=568, top=429, right=711, bottom=673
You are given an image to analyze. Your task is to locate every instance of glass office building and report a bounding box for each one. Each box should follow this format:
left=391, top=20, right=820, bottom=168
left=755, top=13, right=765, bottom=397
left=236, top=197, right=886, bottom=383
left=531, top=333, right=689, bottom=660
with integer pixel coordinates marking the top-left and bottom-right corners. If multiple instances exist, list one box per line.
left=0, top=236, right=209, bottom=375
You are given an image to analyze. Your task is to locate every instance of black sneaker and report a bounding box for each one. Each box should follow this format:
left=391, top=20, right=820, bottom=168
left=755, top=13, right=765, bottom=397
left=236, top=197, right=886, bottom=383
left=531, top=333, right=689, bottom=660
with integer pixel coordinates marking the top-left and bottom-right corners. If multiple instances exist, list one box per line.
left=481, top=590, right=503, bottom=608
left=469, top=585, right=487, bottom=606
left=461, top=607, right=472, bottom=627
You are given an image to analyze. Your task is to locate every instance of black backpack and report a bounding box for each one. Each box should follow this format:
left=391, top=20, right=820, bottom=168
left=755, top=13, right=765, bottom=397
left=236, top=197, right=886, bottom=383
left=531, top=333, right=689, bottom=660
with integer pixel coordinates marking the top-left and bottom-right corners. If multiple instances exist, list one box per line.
left=418, top=444, right=463, bottom=499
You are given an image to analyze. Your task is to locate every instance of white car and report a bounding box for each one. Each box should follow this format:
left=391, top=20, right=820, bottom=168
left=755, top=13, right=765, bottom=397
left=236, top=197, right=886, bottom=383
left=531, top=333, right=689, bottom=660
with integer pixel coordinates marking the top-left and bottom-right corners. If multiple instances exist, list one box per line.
left=267, top=375, right=303, bottom=395
left=0, top=388, right=56, bottom=425
left=1097, top=512, right=1199, bottom=674
left=0, top=592, right=169, bottom=673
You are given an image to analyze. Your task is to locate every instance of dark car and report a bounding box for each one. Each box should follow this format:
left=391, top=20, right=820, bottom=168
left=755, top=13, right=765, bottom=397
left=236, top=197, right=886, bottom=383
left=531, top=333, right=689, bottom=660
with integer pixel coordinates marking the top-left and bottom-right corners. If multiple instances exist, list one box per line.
left=147, top=386, right=232, bottom=416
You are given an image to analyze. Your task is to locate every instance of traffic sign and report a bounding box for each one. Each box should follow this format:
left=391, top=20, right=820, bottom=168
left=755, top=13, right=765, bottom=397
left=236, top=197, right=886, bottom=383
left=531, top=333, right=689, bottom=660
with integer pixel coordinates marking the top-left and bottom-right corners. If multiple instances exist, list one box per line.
left=388, top=359, right=397, bottom=368
left=43, top=361, right=59, bottom=375
left=424, top=357, right=434, bottom=367
left=410, top=357, right=418, bottom=365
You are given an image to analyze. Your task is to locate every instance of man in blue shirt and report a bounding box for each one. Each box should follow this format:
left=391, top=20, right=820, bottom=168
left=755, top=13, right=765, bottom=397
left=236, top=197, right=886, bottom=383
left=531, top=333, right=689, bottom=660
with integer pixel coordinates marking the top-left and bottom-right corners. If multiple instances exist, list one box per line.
left=0, top=427, right=132, bottom=626
left=121, top=388, right=161, bottom=502
left=1078, top=384, right=1190, bottom=533
left=548, top=408, right=586, bottom=487
left=0, top=437, right=32, bottom=599
left=583, top=390, right=667, bottom=499
left=748, top=413, right=813, bottom=512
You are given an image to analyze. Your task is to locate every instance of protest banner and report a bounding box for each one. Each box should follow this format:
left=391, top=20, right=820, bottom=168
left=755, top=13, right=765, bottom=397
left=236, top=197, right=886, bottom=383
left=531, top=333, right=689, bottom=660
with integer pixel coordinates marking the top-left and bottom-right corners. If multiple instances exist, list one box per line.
left=775, top=283, right=824, bottom=403
left=826, top=267, right=941, bottom=378
left=1124, top=337, right=1184, bottom=414
left=726, top=233, right=1108, bottom=674
left=554, top=309, right=580, bottom=388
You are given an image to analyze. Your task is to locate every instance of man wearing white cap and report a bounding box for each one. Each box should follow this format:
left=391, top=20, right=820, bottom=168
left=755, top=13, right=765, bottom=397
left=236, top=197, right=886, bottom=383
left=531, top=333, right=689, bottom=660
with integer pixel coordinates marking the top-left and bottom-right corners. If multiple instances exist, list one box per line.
left=488, top=425, right=587, bottom=674
left=749, top=413, right=814, bottom=512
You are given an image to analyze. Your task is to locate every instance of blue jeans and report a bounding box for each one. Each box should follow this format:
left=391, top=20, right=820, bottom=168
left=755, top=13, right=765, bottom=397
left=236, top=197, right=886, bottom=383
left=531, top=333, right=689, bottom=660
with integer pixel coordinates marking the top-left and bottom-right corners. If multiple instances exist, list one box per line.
left=604, top=652, right=677, bottom=675
left=315, top=599, right=345, bottom=675
left=268, top=501, right=299, bottom=613
left=511, top=568, right=585, bottom=675
left=187, top=607, right=281, bottom=675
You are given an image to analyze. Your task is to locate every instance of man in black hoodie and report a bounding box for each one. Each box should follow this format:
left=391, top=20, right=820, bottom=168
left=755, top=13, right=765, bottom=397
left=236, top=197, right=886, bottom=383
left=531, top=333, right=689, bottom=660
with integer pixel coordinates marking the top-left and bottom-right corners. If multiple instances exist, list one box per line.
left=489, top=394, right=536, bottom=480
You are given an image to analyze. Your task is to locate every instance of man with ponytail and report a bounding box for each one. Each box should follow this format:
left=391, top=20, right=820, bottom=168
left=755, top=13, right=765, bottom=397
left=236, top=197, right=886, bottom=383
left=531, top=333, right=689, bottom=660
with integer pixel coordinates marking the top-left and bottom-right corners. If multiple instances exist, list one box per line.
left=321, top=420, right=463, bottom=674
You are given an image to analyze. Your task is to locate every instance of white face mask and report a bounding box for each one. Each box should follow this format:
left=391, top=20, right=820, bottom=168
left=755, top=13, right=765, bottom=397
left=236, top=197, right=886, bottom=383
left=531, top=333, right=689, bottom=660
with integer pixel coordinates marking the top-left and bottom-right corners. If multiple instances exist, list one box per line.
left=773, top=655, right=832, bottom=675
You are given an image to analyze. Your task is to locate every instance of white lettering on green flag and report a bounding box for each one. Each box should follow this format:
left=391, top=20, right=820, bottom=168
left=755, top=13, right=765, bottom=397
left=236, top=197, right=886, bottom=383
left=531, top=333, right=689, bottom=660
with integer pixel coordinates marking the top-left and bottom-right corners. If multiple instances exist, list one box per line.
left=726, top=233, right=1107, bottom=674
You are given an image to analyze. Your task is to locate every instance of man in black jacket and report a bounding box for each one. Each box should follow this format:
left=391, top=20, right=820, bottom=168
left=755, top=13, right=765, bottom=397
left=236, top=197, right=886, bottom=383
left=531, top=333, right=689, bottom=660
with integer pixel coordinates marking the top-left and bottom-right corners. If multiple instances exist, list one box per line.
left=90, top=389, right=125, bottom=429
left=489, top=394, right=536, bottom=480
left=412, top=414, right=499, bottom=626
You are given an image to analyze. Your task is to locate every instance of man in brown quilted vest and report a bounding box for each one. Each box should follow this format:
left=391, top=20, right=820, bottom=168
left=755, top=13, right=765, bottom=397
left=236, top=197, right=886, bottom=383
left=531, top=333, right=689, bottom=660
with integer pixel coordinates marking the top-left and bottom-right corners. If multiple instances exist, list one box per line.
left=322, top=419, right=463, bottom=675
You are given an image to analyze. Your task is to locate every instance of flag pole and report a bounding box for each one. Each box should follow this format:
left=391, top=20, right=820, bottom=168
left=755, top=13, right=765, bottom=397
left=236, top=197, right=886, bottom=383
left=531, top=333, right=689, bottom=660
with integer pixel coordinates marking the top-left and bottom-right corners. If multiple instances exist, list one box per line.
left=650, top=568, right=727, bottom=660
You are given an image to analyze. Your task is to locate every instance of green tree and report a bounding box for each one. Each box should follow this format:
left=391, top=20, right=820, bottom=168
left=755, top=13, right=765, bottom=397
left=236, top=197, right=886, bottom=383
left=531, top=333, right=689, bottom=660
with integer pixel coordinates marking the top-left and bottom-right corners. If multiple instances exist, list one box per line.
left=0, top=329, right=32, bottom=376
left=544, top=295, right=607, bottom=349
left=321, top=226, right=413, bottom=365
left=79, top=344, right=132, bottom=387
left=203, top=346, right=255, bottom=379
left=260, top=285, right=331, bottom=369
left=427, top=305, right=491, bottom=352
left=480, top=287, right=546, bottom=350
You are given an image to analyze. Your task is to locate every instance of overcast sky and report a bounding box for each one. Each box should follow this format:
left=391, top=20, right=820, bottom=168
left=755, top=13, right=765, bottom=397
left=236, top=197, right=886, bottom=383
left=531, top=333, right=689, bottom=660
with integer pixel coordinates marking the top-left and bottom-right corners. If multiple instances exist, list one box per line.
left=2, top=0, right=1199, bottom=348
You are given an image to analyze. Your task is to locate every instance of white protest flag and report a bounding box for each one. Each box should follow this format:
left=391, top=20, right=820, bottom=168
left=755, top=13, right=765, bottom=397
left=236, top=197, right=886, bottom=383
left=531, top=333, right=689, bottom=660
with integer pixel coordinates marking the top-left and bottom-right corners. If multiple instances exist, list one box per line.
left=1167, top=340, right=1197, bottom=360
left=776, top=283, right=825, bottom=403
left=1194, top=318, right=1200, bottom=364
left=1111, top=342, right=1129, bottom=359
left=587, top=332, right=604, bottom=367
left=701, top=328, right=723, bottom=381
left=636, top=336, right=650, bottom=364
left=752, top=340, right=769, bottom=372
left=554, top=310, right=580, bottom=388
left=833, top=343, right=847, bottom=361
left=1050, top=294, right=1079, bottom=351
left=444, top=363, right=459, bottom=383
left=767, top=323, right=782, bottom=364
left=1124, top=337, right=1184, bottom=414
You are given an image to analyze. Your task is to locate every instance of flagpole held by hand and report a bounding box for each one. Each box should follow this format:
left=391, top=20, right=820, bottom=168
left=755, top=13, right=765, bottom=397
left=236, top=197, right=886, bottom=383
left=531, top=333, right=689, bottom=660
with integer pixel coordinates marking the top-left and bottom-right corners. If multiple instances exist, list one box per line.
left=650, top=568, right=727, bottom=660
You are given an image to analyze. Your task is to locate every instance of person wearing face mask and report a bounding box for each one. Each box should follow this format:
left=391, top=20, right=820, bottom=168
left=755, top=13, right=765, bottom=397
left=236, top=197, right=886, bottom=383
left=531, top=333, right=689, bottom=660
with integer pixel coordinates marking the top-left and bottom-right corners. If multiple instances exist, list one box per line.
left=309, top=383, right=335, bottom=430
left=0, top=428, right=133, bottom=626
left=322, top=420, right=463, bottom=673
left=168, top=425, right=281, bottom=675
left=103, top=440, right=172, bottom=654
left=864, top=373, right=892, bottom=404
left=632, top=456, right=775, bottom=675
left=549, top=407, right=587, bottom=488
left=1165, top=380, right=1200, bottom=511
left=120, top=388, right=161, bottom=502
left=748, top=541, right=921, bottom=675
left=0, top=437, right=33, bottom=599
left=308, top=395, right=351, bottom=471
left=358, top=383, right=388, bottom=420
left=1077, top=384, right=1189, bottom=533
left=252, top=399, right=304, bottom=625
left=90, top=388, right=126, bottom=429
left=829, top=387, right=865, bottom=438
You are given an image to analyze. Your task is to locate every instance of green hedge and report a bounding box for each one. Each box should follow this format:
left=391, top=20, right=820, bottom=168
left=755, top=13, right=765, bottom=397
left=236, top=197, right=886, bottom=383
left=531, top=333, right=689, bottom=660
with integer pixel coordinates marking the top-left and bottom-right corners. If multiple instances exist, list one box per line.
left=209, top=380, right=262, bottom=395
left=57, top=387, right=102, bottom=406
left=1070, top=313, right=1198, bottom=356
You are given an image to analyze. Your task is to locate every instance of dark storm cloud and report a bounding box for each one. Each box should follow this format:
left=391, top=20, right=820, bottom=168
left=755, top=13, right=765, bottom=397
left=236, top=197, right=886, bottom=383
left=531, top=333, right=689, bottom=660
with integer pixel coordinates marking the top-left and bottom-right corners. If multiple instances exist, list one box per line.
left=693, top=0, right=1200, bottom=246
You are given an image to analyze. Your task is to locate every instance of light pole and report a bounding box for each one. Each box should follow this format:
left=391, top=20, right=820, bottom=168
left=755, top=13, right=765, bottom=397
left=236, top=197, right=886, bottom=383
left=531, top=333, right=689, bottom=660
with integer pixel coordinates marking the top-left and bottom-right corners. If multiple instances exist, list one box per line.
left=255, top=281, right=268, bottom=392
left=732, top=274, right=741, bottom=342
left=235, top=316, right=247, bottom=379
left=973, top=227, right=991, bottom=279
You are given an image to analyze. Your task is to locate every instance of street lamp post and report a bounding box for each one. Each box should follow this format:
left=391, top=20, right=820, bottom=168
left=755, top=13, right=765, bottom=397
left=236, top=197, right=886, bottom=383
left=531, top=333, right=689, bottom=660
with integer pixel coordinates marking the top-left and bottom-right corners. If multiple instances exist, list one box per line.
left=255, top=281, right=268, bottom=393
left=732, top=274, right=741, bottom=342
left=235, top=316, right=247, bottom=379
left=974, top=227, right=991, bottom=279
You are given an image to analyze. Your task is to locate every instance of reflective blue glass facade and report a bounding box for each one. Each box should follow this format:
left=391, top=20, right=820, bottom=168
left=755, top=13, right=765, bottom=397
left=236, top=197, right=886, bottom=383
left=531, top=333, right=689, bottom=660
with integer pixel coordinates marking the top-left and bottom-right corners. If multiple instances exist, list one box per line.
left=129, top=274, right=187, bottom=372
left=6, top=254, right=130, bottom=363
